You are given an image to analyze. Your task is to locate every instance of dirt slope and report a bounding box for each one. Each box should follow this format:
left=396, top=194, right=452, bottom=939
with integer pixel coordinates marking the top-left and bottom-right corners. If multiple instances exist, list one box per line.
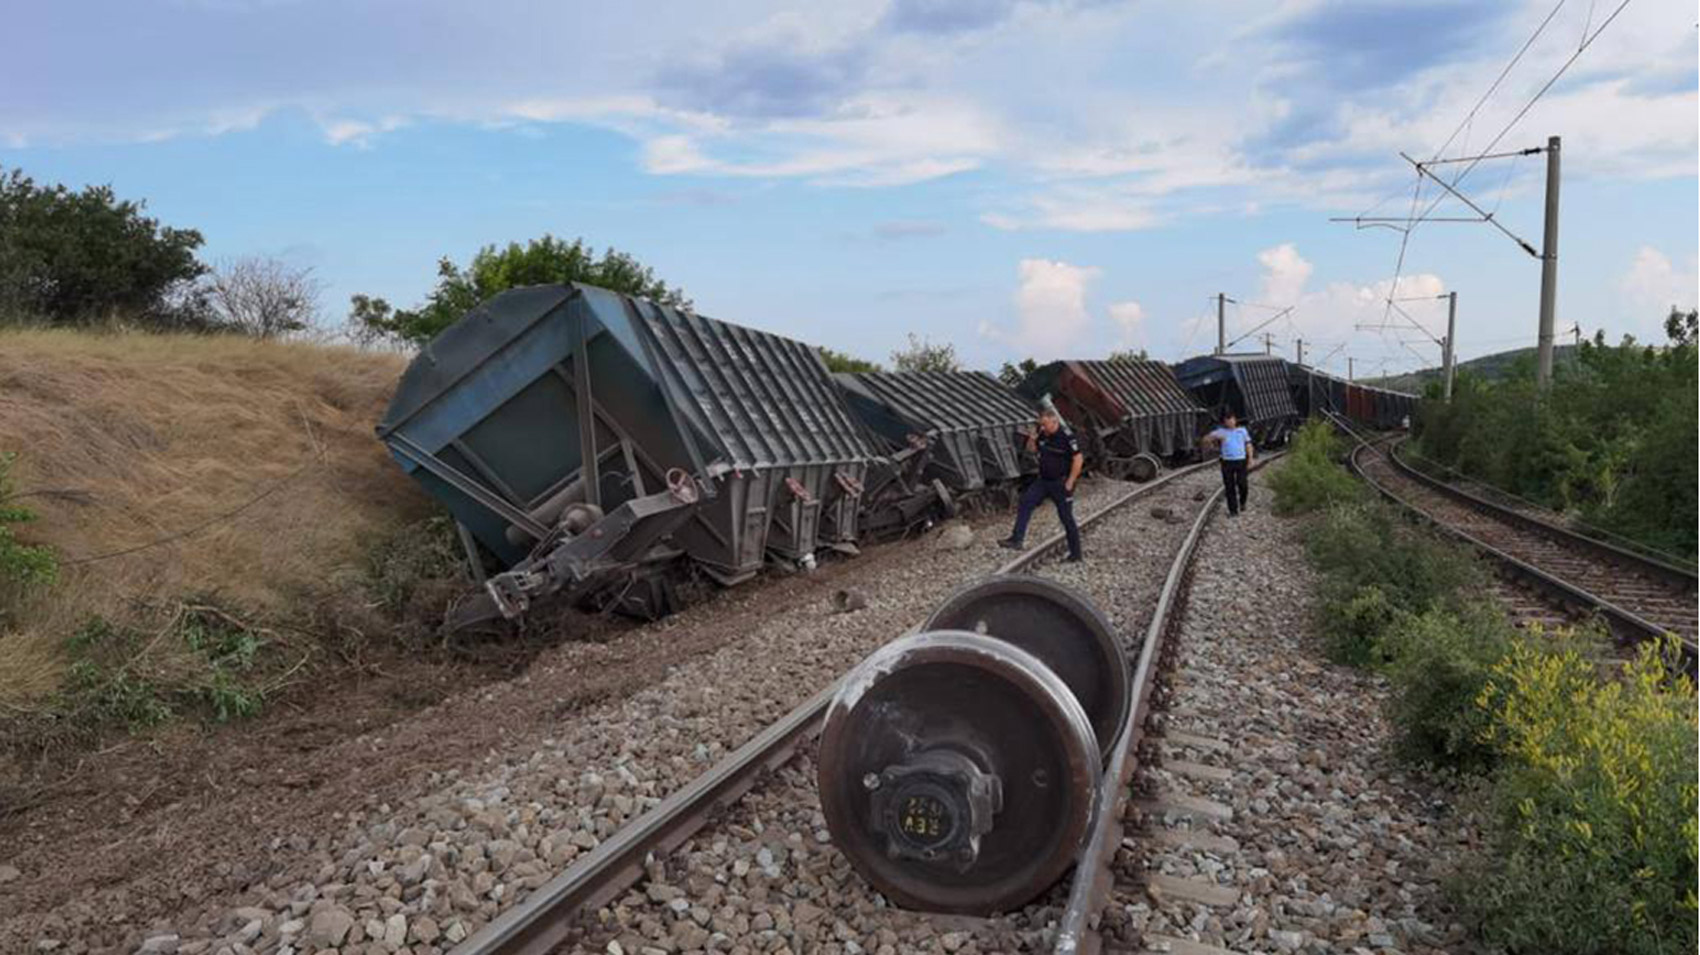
left=0, top=329, right=428, bottom=704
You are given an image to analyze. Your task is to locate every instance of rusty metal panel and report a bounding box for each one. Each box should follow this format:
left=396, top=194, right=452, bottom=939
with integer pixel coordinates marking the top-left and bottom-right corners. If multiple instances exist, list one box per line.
left=1017, top=359, right=1210, bottom=461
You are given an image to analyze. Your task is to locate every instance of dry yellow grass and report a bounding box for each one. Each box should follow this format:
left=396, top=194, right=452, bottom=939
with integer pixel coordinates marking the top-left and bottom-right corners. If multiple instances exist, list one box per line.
left=0, top=329, right=431, bottom=705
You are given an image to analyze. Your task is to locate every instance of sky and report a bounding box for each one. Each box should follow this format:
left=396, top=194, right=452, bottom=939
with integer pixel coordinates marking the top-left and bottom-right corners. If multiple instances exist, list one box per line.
left=2, top=0, right=1695, bottom=379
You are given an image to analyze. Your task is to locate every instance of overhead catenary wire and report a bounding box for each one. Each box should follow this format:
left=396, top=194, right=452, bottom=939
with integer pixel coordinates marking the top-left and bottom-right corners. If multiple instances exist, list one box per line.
left=1369, top=0, right=1634, bottom=327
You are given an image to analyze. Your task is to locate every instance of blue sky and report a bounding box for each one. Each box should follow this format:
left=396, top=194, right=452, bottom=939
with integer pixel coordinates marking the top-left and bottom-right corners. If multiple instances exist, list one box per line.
left=3, top=0, right=1694, bottom=378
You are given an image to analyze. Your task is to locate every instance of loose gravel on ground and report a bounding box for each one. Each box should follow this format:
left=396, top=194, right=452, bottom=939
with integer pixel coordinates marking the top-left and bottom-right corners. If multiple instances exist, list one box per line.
left=5, top=476, right=1136, bottom=955
left=1106, top=469, right=1479, bottom=955
left=12, top=461, right=1486, bottom=955
left=571, top=467, right=1229, bottom=955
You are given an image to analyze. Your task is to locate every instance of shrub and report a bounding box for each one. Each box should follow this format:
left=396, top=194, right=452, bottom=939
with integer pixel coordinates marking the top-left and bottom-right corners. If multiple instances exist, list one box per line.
left=0, top=166, right=208, bottom=326
left=1268, top=420, right=1363, bottom=515
left=1317, top=582, right=1401, bottom=666
left=348, top=235, right=687, bottom=346
left=0, top=451, right=57, bottom=593
left=1306, top=500, right=1474, bottom=620
left=1463, top=635, right=1698, bottom=954
left=1378, top=601, right=1518, bottom=770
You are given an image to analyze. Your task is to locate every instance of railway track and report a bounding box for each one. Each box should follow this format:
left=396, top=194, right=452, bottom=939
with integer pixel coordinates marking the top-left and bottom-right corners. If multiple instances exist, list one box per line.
left=455, top=457, right=1269, bottom=955
left=1346, top=432, right=1698, bottom=657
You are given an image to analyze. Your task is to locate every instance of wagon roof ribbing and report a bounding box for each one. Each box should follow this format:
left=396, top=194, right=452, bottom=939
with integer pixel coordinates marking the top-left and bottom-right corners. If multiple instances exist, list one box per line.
left=1019, top=359, right=1208, bottom=419
left=834, top=370, right=1037, bottom=435
left=379, top=283, right=876, bottom=473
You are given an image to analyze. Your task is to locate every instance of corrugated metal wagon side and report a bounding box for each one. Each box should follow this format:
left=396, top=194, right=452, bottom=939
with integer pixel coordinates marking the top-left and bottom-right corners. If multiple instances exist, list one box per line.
left=1016, top=359, right=1210, bottom=481
left=835, top=370, right=1039, bottom=508
left=376, top=283, right=880, bottom=628
left=1175, top=354, right=1301, bottom=447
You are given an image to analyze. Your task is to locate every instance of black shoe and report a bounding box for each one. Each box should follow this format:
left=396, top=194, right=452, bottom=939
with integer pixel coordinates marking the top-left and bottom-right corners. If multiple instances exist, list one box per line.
left=1064, top=554, right=1083, bottom=563
left=998, top=538, right=1023, bottom=550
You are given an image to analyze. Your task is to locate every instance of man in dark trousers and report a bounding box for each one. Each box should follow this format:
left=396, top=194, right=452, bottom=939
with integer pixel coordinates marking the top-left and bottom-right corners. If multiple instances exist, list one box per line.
left=1203, top=410, right=1253, bottom=516
left=999, top=408, right=1084, bottom=561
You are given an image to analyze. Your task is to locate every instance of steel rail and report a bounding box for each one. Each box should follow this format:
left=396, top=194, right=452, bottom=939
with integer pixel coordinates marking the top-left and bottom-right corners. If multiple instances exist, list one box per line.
left=1348, top=439, right=1697, bottom=660
left=1052, top=453, right=1281, bottom=955
left=1386, top=438, right=1699, bottom=588
left=451, top=459, right=1218, bottom=955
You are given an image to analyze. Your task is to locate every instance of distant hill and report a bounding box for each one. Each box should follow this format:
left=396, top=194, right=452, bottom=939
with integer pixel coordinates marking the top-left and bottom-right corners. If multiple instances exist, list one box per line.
left=1365, top=344, right=1579, bottom=393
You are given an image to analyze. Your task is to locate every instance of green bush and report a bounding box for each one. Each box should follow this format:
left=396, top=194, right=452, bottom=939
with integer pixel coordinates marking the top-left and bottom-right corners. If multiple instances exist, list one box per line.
left=1464, top=635, right=1698, bottom=954
left=0, top=451, right=57, bottom=593
left=1317, top=582, right=1401, bottom=666
left=57, top=604, right=274, bottom=733
left=0, top=166, right=210, bottom=327
left=1307, top=500, right=1474, bottom=619
left=1416, top=311, right=1697, bottom=561
left=348, top=235, right=687, bottom=346
left=1378, top=601, right=1519, bottom=770
left=1268, top=420, right=1364, bottom=515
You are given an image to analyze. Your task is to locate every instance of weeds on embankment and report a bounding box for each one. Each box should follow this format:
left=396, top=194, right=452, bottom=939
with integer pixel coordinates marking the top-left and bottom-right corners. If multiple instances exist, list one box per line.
left=0, top=329, right=470, bottom=759
left=1272, top=420, right=1699, bottom=955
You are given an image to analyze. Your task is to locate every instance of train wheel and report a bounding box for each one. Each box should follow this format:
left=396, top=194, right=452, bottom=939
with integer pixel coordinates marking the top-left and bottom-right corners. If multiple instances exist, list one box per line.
left=818, top=631, right=1101, bottom=914
left=1127, top=452, right=1160, bottom=483
left=924, top=575, right=1130, bottom=760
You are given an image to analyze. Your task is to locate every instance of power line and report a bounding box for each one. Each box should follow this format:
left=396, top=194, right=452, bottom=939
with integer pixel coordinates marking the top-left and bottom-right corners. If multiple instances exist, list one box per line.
left=1410, top=0, right=1634, bottom=230
left=1428, top=0, right=1571, bottom=164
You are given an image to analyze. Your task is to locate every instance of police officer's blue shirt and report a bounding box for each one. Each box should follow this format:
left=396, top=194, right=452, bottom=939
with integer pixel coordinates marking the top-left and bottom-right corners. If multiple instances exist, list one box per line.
left=1211, top=426, right=1251, bottom=461
left=1037, top=427, right=1081, bottom=480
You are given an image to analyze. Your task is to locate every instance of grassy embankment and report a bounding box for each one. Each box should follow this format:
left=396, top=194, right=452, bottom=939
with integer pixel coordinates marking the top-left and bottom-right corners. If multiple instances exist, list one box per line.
left=1270, top=421, right=1697, bottom=955
left=0, top=329, right=458, bottom=751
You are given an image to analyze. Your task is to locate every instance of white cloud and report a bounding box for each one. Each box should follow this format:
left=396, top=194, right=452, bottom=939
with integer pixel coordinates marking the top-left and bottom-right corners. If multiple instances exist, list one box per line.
left=1108, top=300, right=1145, bottom=347
left=979, top=258, right=1102, bottom=360
left=319, top=114, right=409, bottom=148
left=1256, top=243, right=1313, bottom=305
left=1621, top=245, right=1699, bottom=312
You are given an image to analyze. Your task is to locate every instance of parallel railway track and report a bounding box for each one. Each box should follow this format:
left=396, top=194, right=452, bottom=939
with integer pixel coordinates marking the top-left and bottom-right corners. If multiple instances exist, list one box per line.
left=1346, top=431, right=1697, bottom=658
left=456, top=456, right=1271, bottom=955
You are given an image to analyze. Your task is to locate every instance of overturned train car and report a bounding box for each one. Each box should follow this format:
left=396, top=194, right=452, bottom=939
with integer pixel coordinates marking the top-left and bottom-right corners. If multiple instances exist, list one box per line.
left=1015, top=359, right=1211, bottom=481
left=377, top=283, right=921, bottom=628
left=835, top=370, right=1039, bottom=514
left=1174, top=353, right=1302, bottom=447
left=1287, top=364, right=1419, bottom=430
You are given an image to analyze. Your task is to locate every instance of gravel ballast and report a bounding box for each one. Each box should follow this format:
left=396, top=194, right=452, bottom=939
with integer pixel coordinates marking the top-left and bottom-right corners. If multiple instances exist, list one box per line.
left=1106, top=470, right=1477, bottom=954
left=573, top=466, right=1230, bottom=954
left=11, top=475, right=1144, bottom=955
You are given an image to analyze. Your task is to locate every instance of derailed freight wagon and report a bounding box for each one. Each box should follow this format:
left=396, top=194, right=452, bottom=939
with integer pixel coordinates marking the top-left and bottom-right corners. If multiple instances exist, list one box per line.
left=1287, top=364, right=1418, bottom=430
left=1016, top=359, right=1211, bottom=481
left=1173, top=354, right=1301, bottom=447
left=835, top=370, right=1038, bottom=515
left=377, top=283, right=897, bottom=628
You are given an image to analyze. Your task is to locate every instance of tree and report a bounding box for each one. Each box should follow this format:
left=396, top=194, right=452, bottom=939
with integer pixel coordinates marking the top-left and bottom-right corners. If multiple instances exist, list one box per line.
left=1108, top=348, right=1150, bottom=362
left=0, top=166, right=207, bottom=326
left=348, top=235, right=688, bottom=346
left=997, top=358, right=1039, bottom=387
left=818, top=346, right=882, bottom=374
left=891, top=333, right=959, bottom=373
left=1665, top=307, right=1697, bottom=347
left=206, top=257, right=323, bottom=338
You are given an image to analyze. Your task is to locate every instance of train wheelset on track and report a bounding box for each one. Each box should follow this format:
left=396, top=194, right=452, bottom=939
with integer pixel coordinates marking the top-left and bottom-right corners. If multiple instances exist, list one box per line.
left=817, top=574, right=1133, bottom=915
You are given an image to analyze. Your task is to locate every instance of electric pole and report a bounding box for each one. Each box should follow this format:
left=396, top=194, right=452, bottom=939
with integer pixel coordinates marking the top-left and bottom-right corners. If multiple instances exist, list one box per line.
left=1443, top=291, right=1457, bottom=403
left=1348, top=357, right=1355, bottom=382
left=1261, top=332, right=1274, bottom=355
left=1536, top=135, right=1561, bottom=389
left=1216, top=293, right=1226, bottom=355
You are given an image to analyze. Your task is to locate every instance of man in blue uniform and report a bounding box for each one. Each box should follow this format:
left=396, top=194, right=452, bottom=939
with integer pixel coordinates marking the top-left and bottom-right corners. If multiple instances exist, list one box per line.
left=1203, top=410, right=1253, bottom=516
left=999, top=408, right=1084, bottom=561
